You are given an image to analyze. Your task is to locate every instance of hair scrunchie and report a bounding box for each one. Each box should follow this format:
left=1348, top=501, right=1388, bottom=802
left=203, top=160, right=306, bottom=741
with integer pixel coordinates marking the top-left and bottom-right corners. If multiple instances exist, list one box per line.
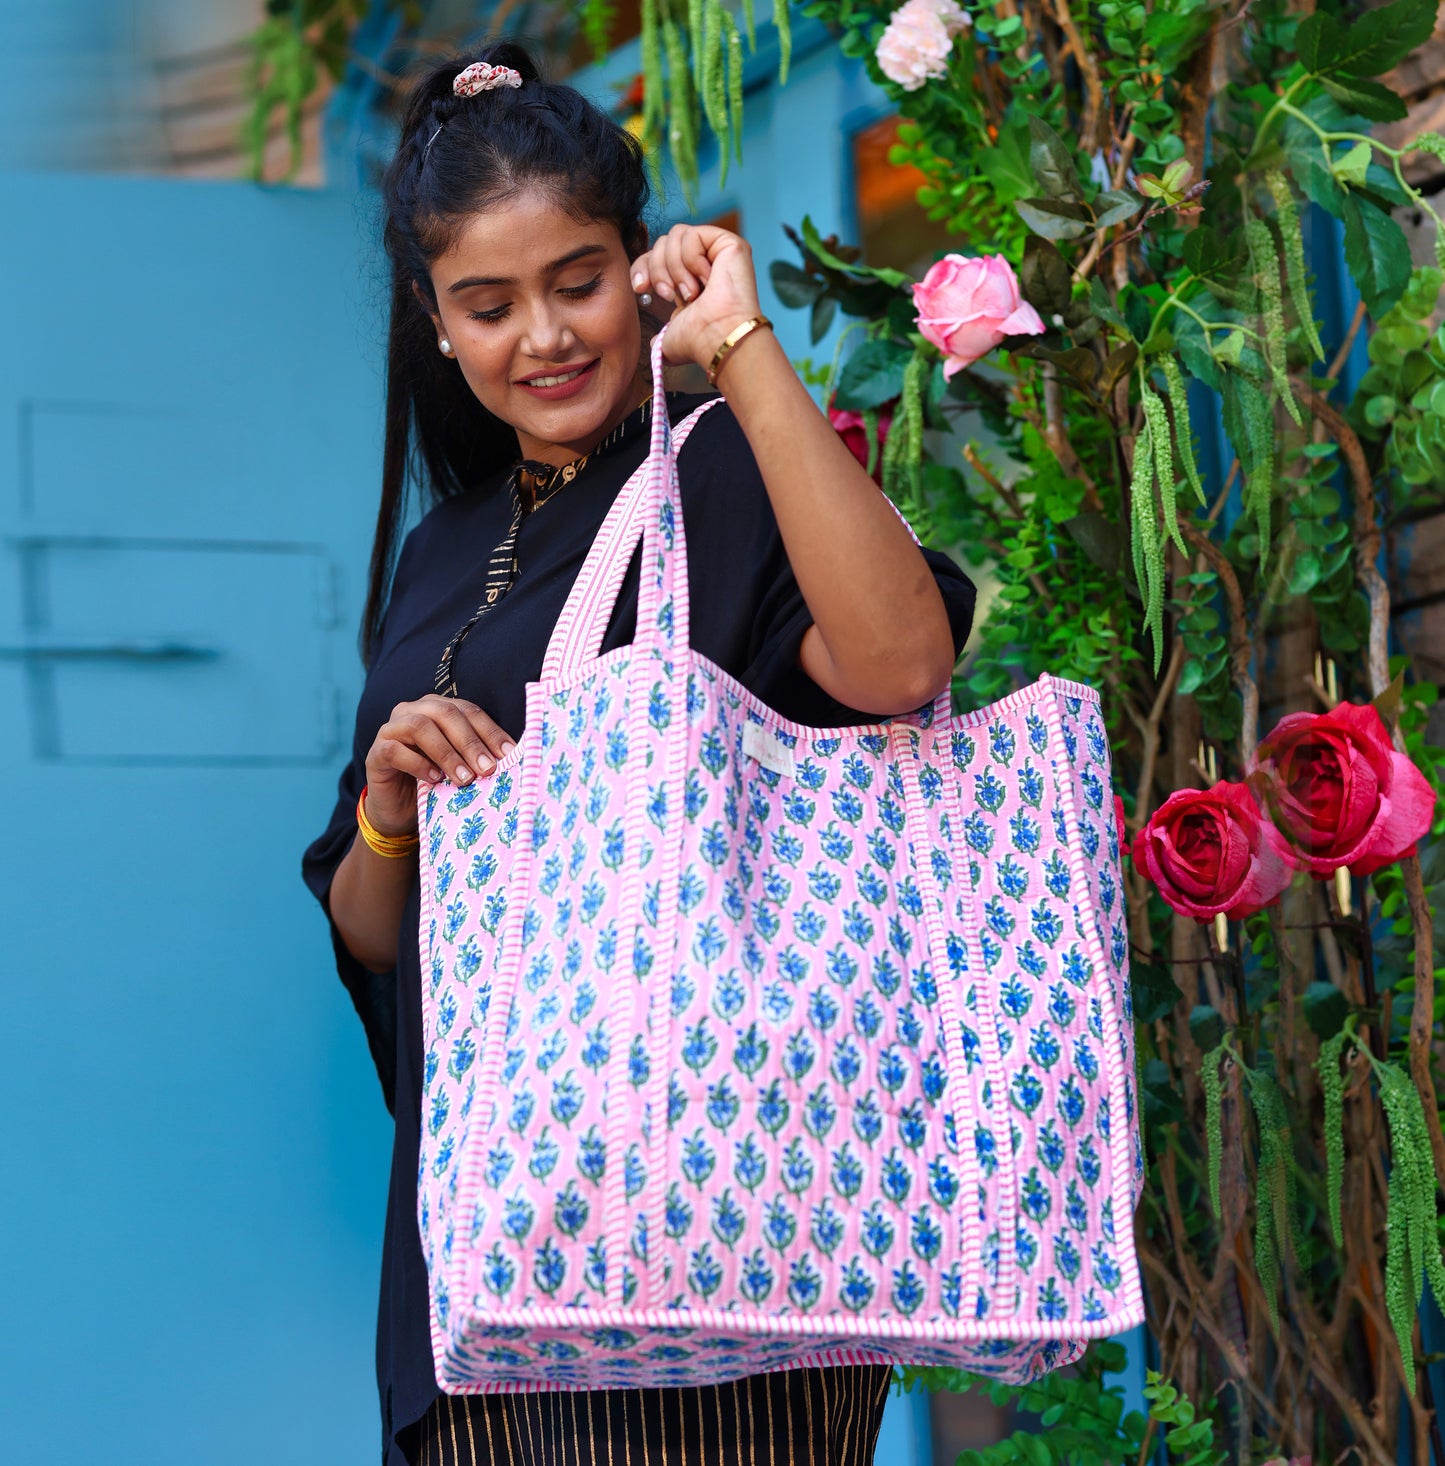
left=453, top=61, right=525, bottom=97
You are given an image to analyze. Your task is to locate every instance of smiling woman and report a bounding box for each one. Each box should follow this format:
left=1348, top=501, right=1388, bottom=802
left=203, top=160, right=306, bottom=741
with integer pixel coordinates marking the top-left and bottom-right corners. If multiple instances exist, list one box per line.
left=301, top=40, right=977, bottom=1466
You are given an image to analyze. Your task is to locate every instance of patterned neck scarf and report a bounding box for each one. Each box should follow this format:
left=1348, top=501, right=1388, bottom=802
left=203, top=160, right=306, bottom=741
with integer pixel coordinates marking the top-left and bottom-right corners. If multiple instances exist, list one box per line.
left=433, top=395, right=654, bottom=696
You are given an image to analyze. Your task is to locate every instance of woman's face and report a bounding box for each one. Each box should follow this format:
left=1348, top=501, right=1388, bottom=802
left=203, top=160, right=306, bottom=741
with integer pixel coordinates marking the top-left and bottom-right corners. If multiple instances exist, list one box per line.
left=426, top=188, right=647, bottom=467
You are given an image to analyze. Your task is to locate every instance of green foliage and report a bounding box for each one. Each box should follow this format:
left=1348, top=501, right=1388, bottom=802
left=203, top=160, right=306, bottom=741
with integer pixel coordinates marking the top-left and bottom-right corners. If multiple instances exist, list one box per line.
left=897, top=1342, right=1150, bottom=1466
left=1142, top=1371, right=1228, bottom=1466
left=1354, top=267, right=1445, bottom=502
left=1373, top=1055, right=1445, bottom=1383
left=1244, top=1067, right=1297, bottom=1331
left=1317, top=1027, right=1349, bottom=1248
left=1201, top=1042, right=1225, bottom=1221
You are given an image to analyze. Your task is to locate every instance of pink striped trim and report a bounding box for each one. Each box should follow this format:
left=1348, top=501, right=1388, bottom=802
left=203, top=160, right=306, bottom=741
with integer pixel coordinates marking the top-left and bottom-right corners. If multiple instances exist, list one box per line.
left=1037, top=682, right=1147, bottom=1325
left=544, top=398, right=723, bottom=681
left=453, top=681, right=548, bottom=1315
left=889, top=724, right=988, bottom=1318
left=437, top=1296, right=1145, bottom=1342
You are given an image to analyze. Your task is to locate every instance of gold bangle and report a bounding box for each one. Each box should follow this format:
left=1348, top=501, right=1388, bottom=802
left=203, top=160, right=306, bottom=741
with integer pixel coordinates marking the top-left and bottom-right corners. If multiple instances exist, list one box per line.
left=357, top=786, right=419, bottom=859
left=706, top=314, right=773, bottom=388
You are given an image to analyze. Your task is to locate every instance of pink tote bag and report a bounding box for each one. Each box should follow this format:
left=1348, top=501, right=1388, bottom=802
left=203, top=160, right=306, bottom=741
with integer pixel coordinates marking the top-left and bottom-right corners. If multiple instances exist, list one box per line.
left=416, top=329, right=1145, bottom=1393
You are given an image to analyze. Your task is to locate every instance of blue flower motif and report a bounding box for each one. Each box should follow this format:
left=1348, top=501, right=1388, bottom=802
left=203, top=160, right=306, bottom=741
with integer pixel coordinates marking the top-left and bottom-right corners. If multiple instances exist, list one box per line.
left=831, top=1036, right=862, bottom=1087
left=860, top=1202, right=895, bottom=1258
left=681, top=1019, right=718, bottom=1074
left=1058, top=1076, right=1086, bottom=1127
left=706, top=1076, right=741, bottom=1130
left=709, top=1189, right=746, bottom=1249
left=807, top=864, right=842, bottom=903
left=974, top=770, right=1006, bottom=813
left=1077, top=1136, right=1102, bottom=1187
left=733, top=1023, right=768, bottom=1078
left=1018, top=761, right=1045, bottom=807
left=1016, top=1222, right=1039, bottom=1270
left=739, top=1248, right=774, bottom=1304
left=999, top=975, right=1032, bottom=1021
left=734, top=1134, right=767, bottom=1192
left=804, top=1085, right=838, bottom=1140
left=997, top=856, right=1029, bottom=901
left=574, top=1125, right=603, bottom=1184
left=482, top=1244, right=516, bottom=1299
left=665, top=1184, right=694, bottom=1238
left=771, top=828, right=804, bottom=865
left=928, top=1156, right=960, bottom=1208
left=1053, top=1233, right=1082, bottom=1282
left=757, top=1079, right=790, bottom=1135
left=680, top=1129, right=717, bottom=1186
left=1029, top=1023, right=1062, bottom=1070
left=891, top=1261, right=925, bottom=1315
left=787, top=1255, right=823, bottom=1310
left=1091, top=1241, right=1122, bottom=1291
left=842, top=903, right=875, bottom=948
left=760, top=981, right=794, bottom=1024
left=866, top=829, right=897, bottom=870
left=963, top=812, right=994, bottom=854
left=688, top=1243, right=723, bottom=1299
left=807, top=986, right=840, bottom=1031
left=782, top=790, right=817, bottom=826
left=840, top=1257, right=876, bottom=1311
left=781, top=1137, right=815, bottom=1194
left=989, top=722, right=1017, bottom=765
left=880, top=1148, right=911, bottom=1205
left=762, top=1198, right=797, bottom=1251
left=854, top=991, right=884, bottom=1041
left=975, top=1124, right=998, bottom=1177
left=1030, top=901, right=1065, bottom=946
left=911, top=1208, right=943, bottom=1262
left=1010, top=1068, right=1044, bottom=1115
left=831, top=1143, right=864, bottom=1199
left=1039, top=1120, right=1066, bottom=1173
left=857, top=867, right=889, bottom=907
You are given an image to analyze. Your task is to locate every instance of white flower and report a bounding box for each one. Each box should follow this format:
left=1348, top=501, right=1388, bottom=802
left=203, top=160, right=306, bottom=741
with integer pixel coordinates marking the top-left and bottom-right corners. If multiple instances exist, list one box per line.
left=876, top=0, right=972, bottom=91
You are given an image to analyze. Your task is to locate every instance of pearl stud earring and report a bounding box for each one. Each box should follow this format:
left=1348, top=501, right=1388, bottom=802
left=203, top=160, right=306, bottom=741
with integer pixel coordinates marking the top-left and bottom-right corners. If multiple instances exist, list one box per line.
left=439, top=338, right=453, bottom=356
left=639, top=293, right=652, bottom=307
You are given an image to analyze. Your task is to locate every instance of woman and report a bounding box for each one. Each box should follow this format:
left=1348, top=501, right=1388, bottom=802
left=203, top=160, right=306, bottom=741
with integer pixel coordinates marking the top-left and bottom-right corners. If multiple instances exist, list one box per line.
left=303, top=42, right=977, bottom=1466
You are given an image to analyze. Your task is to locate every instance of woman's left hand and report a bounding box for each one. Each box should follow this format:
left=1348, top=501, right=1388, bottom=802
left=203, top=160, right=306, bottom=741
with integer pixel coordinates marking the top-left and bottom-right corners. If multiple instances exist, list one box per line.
left=631, top=224, right=762, bottom=374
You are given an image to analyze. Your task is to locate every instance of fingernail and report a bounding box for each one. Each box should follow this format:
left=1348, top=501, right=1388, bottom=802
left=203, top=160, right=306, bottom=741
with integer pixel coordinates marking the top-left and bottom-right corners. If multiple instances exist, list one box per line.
left=632, top=272, right=645, bottom=289
left=656, top=281, right=674, bottom=301
left=429, top=767, right=443, bottom=783
left=500, top=740, right=516, bottom=756
left=677, top=282, right=692, bottom=301
left=455, top=764, right=472, bottom=783
left=476, top=753, right=495, bottom=770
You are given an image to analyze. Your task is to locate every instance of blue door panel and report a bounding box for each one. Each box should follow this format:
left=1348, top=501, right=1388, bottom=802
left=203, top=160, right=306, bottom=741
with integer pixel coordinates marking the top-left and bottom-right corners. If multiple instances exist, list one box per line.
left=2, top=173, right=389, bottom=1463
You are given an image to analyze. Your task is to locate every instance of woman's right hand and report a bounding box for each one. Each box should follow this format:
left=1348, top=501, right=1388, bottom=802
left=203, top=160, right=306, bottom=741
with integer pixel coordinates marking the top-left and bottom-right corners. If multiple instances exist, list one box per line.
left=362, top=695, right=516, bottom=837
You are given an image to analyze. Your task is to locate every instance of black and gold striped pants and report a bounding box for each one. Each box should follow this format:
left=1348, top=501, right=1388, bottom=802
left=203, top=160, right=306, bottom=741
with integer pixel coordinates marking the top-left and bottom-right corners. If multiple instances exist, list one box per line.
left=410, top=1365, right=893, bottom=1465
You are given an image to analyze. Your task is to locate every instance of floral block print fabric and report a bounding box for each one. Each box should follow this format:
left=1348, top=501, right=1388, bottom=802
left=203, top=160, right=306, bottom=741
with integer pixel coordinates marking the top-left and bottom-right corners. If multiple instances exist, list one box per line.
left=414, top=333, right=1145, bottom=1395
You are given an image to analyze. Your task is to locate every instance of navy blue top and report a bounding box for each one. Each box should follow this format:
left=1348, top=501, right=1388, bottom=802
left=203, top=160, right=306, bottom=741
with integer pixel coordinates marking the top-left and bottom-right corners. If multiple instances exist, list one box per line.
left=301, top=392, right=977, bottom=1464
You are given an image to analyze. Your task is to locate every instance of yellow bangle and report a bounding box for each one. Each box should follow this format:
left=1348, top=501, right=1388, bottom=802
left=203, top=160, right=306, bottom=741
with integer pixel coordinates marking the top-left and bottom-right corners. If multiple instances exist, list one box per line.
left=707, top=314, right=773, bottom=387
left=357, top=786, right=419, bottom=859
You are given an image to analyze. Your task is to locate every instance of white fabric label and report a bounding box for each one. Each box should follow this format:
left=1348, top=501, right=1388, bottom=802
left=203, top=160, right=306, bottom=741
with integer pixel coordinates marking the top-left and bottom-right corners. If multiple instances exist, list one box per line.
left=742, top=720, right=797, bottom=778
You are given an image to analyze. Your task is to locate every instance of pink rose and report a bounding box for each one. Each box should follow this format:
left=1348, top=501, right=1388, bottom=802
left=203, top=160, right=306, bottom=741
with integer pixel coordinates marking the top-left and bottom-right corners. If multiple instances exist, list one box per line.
left=912, top=254, right=1046, bottom=377
left=828, top=402, right=894, bottom=484
left=876, top=0, right=971, bottom=91
left=1250, top=702, right=1437, bottom=877
left=1131, top=782, right=1296, bottom=921
left=1113, top=794, right=1130, bottom=857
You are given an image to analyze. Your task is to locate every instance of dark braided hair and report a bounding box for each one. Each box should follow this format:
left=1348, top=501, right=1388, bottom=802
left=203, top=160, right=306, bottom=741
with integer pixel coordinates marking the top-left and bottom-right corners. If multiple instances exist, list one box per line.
left=363, top=41, right=653, bottom=665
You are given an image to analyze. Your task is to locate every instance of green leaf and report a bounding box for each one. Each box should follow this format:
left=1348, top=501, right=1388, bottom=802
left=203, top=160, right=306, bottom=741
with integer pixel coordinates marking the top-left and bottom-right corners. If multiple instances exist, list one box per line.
left=1190, top=1003, right=1225, bottom=1053
left=1062, top=511, right=1125, bottom=573
left=1176, top=657, right=1206, bottom=694
left=1099, top=341, right=1139, bottom=394
left=1028, top=116, right=1085, bottom=200
left=1017, top=197, right=1093, bottom=241
left=1332, top=140, right=1374, bottom=187
left=1343, top=192, right=1413, bottom=317
left=977, top=122, right=1035, bottom=203
left=1094, top=189, right=1143, bottom=229
left=1183, top=226, right=1247, bottom=282
left=1321, top=75, right=1409, bottom=122
left=809, top=292, right=837, bottom=344
left=1313, top=0, right=1438, bottom=77
left=1125, top=955, right=1184, bottom=1026
left=1304, top=980, right=1351, bottom=1038
left=1287, top=548, right=1324, bottom=595
left=769, top=259, right=824, bottom=309
left=1034, top=345, right=1099, bottom=389
left=1089, top=278, right=1130, bottom=331
left=1142, top=1057, right=1186, bottom=1125
left=833, top=338, right=911, bottom=410
left=1019, top=235, right=1073, bottom=315
left=799, top=215, right=910, bottom=288
left=1297, top=10, right=1346, bottom=73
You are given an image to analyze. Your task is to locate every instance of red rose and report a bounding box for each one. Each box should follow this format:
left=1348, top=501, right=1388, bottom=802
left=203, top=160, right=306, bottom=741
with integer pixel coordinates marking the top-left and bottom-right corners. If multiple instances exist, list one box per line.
left=1131, top=781, right=1296, bottom=920
left=828, top=402, right=893, bottom=485
left=1113, top=794, right=1130, bottom=857
left=1250, top=702, right=1437, bottom=877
